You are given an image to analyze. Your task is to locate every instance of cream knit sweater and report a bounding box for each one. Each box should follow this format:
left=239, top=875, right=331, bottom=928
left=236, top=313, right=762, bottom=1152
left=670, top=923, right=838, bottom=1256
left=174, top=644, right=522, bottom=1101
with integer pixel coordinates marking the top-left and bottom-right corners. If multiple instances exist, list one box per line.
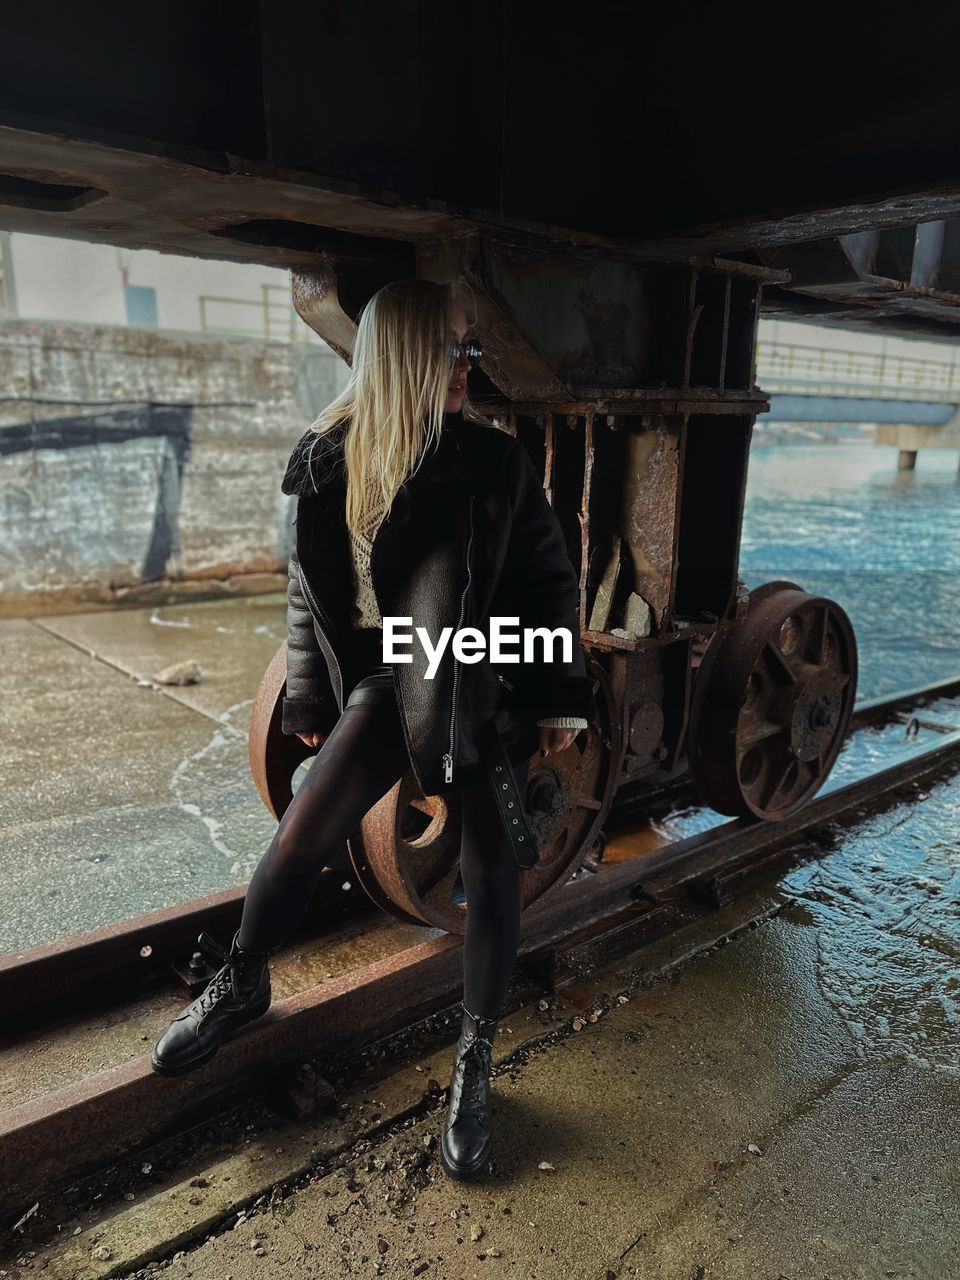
left=347, top=496, right=587, bottom=732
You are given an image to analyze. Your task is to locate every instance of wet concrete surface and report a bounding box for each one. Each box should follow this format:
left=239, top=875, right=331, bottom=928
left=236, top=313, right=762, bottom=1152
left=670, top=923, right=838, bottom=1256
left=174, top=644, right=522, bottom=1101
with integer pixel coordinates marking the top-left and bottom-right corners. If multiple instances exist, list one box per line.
left=4, top=596, right=960, bottom=1276
left=12, top=770, right=959, bottom=1280
left=33, top=596, right=288, bottom=728
left=0, top=596, right=288, bottom=953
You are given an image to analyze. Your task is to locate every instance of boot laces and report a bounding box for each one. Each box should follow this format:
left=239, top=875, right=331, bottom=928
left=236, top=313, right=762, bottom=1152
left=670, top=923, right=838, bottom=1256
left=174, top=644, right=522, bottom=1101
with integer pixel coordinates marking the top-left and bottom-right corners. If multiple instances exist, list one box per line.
left=196, top=964, right=234, bottom=1014
left=454, top=1034, right=493, bottom=1122
left=193, top=933, right=260, bottom=1015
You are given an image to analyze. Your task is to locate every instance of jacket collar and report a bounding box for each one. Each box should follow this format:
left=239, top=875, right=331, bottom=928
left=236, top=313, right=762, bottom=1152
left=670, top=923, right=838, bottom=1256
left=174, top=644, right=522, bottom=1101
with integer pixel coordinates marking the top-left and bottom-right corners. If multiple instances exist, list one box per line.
left=281, top=410, right=471, bottom=500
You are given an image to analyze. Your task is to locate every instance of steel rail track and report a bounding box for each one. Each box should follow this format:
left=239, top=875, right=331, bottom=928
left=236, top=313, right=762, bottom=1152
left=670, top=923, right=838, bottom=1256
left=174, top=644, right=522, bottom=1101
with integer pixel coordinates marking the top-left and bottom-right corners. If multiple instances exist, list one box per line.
left=0, top=681, right=958, bottom=1220
left=610, top=671, right=960, bottom=826
left=4, top=674, right=958, bottom=1022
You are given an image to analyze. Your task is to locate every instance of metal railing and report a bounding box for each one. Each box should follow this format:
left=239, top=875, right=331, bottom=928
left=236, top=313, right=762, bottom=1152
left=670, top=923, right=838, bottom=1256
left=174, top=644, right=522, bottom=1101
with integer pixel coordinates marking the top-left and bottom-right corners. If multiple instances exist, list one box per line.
left=756, top=339, right=960, bottom=403
left=199, top=283, right=319, bottom=342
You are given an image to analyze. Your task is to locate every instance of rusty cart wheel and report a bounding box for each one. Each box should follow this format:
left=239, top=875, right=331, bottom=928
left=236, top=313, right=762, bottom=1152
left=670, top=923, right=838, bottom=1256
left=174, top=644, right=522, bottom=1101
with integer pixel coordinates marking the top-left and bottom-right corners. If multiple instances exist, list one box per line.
left=347, top=654, right=621, bottom=932
left=248, top=643, right=353, bottom=871
left=687, top=581, right=858, bottom=820
left=248, top=642, right=315, bottom=819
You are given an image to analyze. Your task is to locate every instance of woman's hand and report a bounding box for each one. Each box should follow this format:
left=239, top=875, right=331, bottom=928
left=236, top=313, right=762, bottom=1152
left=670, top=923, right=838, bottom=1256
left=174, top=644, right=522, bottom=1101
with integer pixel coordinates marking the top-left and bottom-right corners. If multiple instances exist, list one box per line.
left=539, top=725, right=577, bottom=757
left=295, top=730, right=324, bottom=749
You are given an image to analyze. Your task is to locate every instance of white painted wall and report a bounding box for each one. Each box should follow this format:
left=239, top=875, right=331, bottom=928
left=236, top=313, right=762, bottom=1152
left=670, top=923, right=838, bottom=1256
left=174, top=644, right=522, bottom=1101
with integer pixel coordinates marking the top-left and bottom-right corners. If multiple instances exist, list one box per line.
left=8, top=233, right=314, bottom=341
left=13, top=236, right=127, bottom=326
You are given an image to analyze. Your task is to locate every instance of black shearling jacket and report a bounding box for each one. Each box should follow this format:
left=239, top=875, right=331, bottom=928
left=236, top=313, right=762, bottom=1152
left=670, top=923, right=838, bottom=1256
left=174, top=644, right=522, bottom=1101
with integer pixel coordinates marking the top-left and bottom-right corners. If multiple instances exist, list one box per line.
left=279, top=409, right=597, bottom=796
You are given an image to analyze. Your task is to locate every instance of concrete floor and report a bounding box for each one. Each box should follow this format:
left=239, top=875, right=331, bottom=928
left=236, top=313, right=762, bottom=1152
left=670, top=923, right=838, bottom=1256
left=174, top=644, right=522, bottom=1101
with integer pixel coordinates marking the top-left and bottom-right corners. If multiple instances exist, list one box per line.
left=0, top=595, right=288, bottom=954
left=23, top=847, right=960, bottom=1280
left=4, top=597, right=959, bottom=1277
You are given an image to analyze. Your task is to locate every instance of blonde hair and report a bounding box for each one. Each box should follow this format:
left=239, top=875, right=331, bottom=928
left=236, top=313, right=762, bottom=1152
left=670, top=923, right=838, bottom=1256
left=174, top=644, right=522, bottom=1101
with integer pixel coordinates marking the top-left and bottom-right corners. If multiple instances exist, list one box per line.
left=306, top=277, right=486, bottom=537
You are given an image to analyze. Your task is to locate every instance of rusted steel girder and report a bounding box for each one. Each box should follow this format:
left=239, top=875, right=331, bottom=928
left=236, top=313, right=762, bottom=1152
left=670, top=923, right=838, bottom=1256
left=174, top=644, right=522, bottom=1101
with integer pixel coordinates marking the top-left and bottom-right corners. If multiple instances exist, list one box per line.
left=759, top=219, right=960, bottom=338
left=7, top=3, right=960, bottom=310
left=292, top=237, right=775, bottom=412
left=291, top=260, right=358, bottom=365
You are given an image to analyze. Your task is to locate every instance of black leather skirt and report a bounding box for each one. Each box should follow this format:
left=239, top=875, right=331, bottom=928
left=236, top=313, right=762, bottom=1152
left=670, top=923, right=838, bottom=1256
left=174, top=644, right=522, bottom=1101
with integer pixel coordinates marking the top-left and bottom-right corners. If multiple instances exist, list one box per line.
left=342, top=641, right=539, bottom=871
left=344, top=663, right=395, bottom=708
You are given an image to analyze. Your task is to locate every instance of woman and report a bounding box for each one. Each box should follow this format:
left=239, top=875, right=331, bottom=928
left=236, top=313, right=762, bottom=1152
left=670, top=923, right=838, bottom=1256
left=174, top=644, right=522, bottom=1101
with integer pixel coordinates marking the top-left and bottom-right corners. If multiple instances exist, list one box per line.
left=151, top=278, right=596, bottom=1182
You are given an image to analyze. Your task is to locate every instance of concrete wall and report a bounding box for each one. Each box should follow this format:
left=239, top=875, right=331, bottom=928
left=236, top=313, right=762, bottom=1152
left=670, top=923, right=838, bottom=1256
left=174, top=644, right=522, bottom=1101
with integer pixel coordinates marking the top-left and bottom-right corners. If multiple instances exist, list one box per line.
left=0, top=319, right=347, bottom=612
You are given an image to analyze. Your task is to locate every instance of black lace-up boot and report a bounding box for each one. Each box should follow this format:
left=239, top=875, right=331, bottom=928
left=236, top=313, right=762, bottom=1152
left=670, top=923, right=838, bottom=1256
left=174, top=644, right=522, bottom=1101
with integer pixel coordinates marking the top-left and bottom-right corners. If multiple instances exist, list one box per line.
left=151, top=929, right=274, bottom=1077
left=439, top=1002, right=500, bottom=1180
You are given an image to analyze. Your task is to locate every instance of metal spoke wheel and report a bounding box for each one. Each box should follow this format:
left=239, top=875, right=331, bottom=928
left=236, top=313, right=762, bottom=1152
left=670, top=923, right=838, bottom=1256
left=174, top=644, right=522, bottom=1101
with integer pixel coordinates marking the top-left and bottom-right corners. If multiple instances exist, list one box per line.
left=687, top=581, right=857, bottom=820
left=248, top=643, right=315, bottom=819
left=247, top=644, right=350, bottom=869
left=347, top=655, right=620, bottom=932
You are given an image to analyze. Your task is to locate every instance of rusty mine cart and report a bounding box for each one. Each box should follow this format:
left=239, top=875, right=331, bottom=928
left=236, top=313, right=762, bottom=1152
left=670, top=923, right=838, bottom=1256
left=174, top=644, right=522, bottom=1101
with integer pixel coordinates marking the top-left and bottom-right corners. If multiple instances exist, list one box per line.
left=247, top=246, right=857, bottom=933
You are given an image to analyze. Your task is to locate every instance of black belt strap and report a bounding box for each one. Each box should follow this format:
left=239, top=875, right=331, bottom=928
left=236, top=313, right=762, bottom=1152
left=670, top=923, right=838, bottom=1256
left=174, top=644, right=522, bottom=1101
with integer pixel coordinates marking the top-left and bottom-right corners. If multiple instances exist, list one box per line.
left=342, top=678, right=539, bottom=869
left=483, top=719, right=539, bottom=870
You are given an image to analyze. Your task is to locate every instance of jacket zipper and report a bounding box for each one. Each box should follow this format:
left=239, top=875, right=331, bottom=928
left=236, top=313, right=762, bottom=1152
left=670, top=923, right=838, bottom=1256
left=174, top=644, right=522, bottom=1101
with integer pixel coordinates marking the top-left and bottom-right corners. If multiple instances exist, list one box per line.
left=297, top=561, right=345, bottom=713
left=442, top=495, right=475, bottom=784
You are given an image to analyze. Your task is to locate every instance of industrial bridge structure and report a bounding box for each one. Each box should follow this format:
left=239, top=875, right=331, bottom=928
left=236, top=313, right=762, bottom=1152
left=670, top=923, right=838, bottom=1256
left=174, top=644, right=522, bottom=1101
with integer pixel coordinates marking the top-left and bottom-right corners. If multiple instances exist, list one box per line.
left=757, top=339, right=960, bottom=467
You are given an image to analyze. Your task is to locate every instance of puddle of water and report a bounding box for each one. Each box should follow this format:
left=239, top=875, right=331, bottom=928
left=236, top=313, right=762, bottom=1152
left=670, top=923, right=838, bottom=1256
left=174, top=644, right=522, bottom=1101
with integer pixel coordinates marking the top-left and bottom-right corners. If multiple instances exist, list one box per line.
left=781, top=772, right=960, bottom=1075
left=825, top=695, right=960, bottom=787
left=646, top=700, right=960, bottom=1075
left=653, top=770, right=960, bottom=1075
left=167, top=699, right=278, bottom=879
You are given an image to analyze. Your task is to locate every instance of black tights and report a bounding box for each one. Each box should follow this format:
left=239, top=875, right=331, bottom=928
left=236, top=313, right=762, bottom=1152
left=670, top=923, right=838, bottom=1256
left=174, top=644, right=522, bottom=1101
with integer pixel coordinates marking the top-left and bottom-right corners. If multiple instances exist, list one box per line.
left=238, top=700, right=531, bottom=1021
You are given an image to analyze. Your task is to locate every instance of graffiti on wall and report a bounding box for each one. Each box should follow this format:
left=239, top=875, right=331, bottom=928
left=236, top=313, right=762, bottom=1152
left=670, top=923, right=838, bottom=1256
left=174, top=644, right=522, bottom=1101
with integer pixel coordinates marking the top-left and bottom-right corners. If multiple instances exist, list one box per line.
left=0, top=407, right=192, bottom=589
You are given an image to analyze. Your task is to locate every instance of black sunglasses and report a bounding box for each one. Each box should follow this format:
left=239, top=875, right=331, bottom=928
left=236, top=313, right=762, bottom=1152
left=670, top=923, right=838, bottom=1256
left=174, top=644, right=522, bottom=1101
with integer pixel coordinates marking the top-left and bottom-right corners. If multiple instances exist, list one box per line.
left=448, top=338, right=483, bottom=366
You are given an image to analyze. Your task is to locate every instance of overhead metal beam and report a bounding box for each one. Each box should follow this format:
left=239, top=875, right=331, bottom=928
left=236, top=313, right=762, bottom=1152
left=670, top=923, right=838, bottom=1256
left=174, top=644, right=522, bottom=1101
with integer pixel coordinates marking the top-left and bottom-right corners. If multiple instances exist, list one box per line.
left=4, top=3, right=960, bottom=268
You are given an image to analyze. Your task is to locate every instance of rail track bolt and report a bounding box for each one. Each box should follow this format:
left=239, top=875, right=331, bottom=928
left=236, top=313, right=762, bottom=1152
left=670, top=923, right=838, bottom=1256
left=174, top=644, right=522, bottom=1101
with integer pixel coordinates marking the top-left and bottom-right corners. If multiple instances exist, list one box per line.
left=188, top=951, right=204, bottom=971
